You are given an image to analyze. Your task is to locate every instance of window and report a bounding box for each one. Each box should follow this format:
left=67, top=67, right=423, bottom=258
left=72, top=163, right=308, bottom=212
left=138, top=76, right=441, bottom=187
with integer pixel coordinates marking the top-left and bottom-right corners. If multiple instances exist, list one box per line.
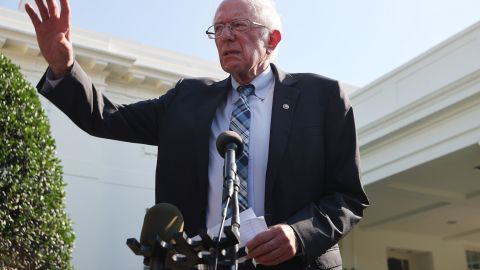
left=388, top=258, right=410, bottom=270
left=466, top=250, right=480, bottom=270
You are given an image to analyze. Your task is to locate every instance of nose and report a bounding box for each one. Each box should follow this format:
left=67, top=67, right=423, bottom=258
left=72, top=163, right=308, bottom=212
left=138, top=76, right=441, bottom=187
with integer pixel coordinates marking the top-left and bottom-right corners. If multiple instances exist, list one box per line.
left=219, top=25, right=235, bottom=40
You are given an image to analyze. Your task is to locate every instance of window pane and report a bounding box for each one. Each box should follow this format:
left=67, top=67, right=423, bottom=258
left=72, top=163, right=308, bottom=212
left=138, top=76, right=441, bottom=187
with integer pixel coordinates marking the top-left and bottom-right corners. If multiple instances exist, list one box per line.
left=388, top=258, right=410, bottom=270
left=466, top=250, right=480, bottom=270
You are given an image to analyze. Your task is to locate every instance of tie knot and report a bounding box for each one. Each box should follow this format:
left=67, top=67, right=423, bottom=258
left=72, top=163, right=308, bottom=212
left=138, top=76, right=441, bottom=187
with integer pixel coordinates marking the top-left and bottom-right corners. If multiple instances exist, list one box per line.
left=237, top=84, right=255, bottom=97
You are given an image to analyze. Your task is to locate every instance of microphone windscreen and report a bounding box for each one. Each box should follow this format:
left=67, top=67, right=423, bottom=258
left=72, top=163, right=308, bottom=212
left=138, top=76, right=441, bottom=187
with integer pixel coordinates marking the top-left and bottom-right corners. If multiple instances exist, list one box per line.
left=140, top=203, right=184, bottom=246
left=216, top=130, right=243, bottom=158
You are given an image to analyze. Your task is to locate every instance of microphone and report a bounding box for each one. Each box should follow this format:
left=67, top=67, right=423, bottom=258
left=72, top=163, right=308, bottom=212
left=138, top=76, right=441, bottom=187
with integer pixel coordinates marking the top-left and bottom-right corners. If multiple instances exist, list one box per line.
left=216, top=131, right=243, bottom=270
left=127, top=203, right=184, bottom=270
left=140, top=203, right=184, bottom=246
left=216, top=130, right=243, bottom=204
left=129, top=203, right=241, bottom=269
left=216, top=130, right=243, bottom=159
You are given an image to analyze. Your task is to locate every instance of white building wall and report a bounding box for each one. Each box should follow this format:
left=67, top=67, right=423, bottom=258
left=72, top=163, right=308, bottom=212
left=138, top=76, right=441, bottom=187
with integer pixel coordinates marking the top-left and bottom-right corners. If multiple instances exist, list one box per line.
left=351, top=20, right=480, bottom=185
left=341, top=19, right=480, bottom=270
left=342, top=228, right=473, bottom=270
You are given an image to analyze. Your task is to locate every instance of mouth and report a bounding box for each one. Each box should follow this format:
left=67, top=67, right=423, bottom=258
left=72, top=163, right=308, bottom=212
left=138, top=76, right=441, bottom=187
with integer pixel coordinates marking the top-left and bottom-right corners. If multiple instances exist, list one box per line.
left=223, top=50, right=241, bottom=56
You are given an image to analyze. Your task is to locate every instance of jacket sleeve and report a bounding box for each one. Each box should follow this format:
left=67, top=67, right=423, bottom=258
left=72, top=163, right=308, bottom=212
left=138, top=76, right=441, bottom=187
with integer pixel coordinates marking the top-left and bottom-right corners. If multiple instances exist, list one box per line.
left=37, top=61, right=178, bottom=146
left=286, top=81, right=369, bottom=265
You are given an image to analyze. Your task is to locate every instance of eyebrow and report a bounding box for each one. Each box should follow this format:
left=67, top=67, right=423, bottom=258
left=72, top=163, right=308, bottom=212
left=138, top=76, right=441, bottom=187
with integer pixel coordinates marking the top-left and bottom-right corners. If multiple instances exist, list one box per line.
left=214, top=18, right=249, bottom=24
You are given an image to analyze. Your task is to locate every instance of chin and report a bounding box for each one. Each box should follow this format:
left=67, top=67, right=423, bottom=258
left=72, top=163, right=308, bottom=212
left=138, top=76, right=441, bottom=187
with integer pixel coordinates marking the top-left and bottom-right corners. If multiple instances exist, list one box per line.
left=220, top=63, right=239, bottom=75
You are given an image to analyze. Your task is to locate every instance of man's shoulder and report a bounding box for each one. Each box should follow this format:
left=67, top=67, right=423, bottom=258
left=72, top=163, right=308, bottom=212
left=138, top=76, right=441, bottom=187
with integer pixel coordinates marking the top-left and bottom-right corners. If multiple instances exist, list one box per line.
left=288, top=72, right=338, bottom=85
left=272, top=64, right=339, bottom=87
left=176, top=77, right=228, bottom=88
left=283, top=72, right=341, bottom=95
left=161, top=76, right=229, bottom=102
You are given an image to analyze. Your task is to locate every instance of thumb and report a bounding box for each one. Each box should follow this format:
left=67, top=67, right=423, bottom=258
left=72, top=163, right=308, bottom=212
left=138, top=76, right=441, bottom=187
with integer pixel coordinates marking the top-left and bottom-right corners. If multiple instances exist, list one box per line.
left=65, top=29, right=71, bottom=41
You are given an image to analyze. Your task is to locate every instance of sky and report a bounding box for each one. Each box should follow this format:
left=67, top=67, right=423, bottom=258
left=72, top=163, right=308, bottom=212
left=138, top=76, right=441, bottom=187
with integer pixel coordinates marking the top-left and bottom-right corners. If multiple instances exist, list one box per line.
left=1, top=0, right=480, bottom=87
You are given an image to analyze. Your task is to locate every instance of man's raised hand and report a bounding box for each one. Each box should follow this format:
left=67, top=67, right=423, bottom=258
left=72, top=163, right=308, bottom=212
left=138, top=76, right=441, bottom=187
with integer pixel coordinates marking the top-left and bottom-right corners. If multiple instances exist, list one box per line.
left=25, top=0, right=73, bottom=78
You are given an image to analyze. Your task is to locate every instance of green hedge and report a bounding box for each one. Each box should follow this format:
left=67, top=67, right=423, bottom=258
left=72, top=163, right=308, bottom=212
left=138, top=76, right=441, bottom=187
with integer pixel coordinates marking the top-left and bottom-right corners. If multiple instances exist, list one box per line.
left=0, top=54, right=74, bottom=269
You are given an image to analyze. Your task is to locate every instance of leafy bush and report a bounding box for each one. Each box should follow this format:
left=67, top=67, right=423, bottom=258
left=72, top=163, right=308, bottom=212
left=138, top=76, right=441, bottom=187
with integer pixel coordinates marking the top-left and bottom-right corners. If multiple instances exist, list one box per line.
left=0, top=54, right=74, bottom=269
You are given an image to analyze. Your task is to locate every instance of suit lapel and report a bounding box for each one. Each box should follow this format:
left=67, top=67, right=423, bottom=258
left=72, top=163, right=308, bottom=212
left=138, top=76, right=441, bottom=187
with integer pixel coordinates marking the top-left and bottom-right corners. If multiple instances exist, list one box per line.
left=265, top=65, right=300, bottom=215
left=189, top=69, right=299, bottom=224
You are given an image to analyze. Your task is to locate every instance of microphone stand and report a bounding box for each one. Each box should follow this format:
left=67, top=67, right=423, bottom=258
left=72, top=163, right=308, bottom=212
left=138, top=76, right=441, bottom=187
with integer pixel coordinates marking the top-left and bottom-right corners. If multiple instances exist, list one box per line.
left=222, top=144, right=241, bottom=270
left=229, top=174, right=241, bottom=270
left=126, top=236, right=171, bottom=270
left=127, top=131, right=244, bottom=270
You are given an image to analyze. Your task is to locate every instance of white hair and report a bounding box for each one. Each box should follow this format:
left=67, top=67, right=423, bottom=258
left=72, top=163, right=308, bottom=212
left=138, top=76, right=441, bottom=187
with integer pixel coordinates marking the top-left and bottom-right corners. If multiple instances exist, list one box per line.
left=244, top=0, right=282, bottom=61
left=215, top=0, right=282, bottom=61
left=246, top=0, right=282, bottom=33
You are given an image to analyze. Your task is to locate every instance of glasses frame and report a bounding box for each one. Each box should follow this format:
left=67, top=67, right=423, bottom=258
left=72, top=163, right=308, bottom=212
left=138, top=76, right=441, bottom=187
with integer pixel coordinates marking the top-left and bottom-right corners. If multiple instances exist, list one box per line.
left=205, top=18, right=269, bottom=39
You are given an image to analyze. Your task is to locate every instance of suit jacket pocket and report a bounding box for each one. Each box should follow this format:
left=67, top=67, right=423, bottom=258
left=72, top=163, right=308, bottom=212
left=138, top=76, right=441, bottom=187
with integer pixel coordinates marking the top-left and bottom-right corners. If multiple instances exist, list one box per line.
left=313, top=244, right=342, bottom=269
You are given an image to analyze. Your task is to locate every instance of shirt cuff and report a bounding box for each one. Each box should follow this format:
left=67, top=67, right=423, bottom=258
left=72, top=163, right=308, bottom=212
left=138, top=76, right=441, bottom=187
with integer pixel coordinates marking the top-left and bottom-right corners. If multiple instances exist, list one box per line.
left=40, top=68, right=66, bottom=94
left=288, top=224, right=304, bottom=256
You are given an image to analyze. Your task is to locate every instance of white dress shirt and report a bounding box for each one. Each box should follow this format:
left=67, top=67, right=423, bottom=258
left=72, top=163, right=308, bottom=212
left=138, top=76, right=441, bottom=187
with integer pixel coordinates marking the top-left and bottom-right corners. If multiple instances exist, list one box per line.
left=206, top=67, right=275, bottom=228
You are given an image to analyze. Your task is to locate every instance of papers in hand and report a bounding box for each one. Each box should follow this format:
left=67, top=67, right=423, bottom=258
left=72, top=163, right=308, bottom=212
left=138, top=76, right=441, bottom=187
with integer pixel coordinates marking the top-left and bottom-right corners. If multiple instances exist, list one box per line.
left=196, top=208, right=268, bottom=248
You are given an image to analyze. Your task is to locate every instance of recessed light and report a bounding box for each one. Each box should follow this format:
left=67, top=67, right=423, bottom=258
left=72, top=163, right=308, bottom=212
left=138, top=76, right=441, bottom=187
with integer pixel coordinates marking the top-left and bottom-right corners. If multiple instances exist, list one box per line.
left=446, top=220, right=457, bottom=225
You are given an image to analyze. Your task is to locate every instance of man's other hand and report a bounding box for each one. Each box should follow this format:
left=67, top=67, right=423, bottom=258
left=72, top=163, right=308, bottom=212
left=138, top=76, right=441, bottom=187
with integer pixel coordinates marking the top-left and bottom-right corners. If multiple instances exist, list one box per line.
left=245, top=224, right=299, bottom=266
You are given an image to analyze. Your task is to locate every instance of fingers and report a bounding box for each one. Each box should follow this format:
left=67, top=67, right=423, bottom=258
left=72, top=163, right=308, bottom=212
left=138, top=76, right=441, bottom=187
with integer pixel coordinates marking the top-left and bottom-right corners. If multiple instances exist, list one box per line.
left=46, top=0, right=59, bottom=18
left=26, top=0, right=70, bottom=31
left=59, top=0, right=71, bottom=21
left=248, top=238, right=294, bottom=266
left=245, top=225, right=298, bottom=266
left=247, top=238, right=275, bottom=259
left=59, top=0, right=71, bottom=40
left=246, top=229, right=275, bottom=257
left=34, top=0, right=49, bottom=21
left=31, top=0, right=66, bottom=22
left=25, top=3, right=42, bottom=27
left=255, top=247, right=288, bottom=265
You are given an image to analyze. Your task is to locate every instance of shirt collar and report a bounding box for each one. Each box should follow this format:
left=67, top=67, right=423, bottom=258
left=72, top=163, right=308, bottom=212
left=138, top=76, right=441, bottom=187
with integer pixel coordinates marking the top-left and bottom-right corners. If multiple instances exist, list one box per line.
left=230, top=66, right=274, bottom=100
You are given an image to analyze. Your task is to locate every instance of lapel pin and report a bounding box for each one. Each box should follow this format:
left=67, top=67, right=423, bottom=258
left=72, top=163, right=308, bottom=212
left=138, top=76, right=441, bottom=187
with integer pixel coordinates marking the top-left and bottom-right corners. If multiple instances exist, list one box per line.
left=282, top=104, right=290, bottom=110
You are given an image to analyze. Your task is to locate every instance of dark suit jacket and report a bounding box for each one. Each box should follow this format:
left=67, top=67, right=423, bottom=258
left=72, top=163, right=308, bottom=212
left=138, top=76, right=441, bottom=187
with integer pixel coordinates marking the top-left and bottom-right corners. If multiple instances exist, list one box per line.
left=39, top=62, right=368, bottom=270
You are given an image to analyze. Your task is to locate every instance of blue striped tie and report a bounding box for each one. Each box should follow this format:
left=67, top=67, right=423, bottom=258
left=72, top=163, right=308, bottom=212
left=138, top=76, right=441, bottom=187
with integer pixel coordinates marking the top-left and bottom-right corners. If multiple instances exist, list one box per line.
left=229, top=84, right=254, bottom=212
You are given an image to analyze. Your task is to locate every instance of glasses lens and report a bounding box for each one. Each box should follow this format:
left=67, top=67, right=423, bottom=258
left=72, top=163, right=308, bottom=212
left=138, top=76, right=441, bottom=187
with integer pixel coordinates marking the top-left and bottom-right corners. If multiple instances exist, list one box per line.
left=231, top=19, right=250, bottom=32
left=213, top=24, right=224, bottom=34
left=206, top=19, right=256, bottom=39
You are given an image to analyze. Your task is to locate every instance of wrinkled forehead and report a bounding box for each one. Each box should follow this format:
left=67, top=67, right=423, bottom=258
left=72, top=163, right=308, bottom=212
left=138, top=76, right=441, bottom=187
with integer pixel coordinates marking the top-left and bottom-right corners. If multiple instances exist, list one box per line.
left=214, top=0, right=257, bottom=23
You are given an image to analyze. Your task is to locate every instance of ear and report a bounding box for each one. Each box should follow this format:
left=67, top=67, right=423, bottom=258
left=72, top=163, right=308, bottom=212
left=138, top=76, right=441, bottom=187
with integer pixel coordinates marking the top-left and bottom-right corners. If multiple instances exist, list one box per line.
left=266, top=29, right=281, bottom=54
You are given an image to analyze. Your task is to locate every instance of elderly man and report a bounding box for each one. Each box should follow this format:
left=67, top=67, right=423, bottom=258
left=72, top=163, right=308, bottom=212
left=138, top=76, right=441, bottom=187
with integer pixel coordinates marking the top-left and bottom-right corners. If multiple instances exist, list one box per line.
left=26, top=0, right=368, bottom=269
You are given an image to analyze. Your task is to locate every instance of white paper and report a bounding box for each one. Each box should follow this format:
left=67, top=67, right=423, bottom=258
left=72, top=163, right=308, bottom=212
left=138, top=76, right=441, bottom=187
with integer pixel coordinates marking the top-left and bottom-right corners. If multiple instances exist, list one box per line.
left=194, top=208, right=268, bottom=247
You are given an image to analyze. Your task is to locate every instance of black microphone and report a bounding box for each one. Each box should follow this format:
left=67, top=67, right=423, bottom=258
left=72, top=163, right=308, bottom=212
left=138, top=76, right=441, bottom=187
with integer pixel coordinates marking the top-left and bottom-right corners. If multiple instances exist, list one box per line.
left=216, top=130, right=243, bottom=204
left=216, top=130, right=243, bottom=159
left=216, top=131, right=243, bottom=270
left=140, top=203, right=184, bottom=246
left=127, top=203, right=184, bottom=270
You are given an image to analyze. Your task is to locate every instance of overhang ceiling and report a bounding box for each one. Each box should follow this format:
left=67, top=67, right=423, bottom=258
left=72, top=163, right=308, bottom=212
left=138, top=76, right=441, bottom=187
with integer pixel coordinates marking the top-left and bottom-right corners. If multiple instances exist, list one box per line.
left=361, top=144, right=480, bottom=242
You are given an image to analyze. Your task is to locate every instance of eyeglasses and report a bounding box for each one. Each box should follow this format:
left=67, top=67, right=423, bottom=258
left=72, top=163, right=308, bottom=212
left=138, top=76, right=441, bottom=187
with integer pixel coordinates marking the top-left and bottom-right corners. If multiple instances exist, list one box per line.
left=205, top=18, right=268, bottom=39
